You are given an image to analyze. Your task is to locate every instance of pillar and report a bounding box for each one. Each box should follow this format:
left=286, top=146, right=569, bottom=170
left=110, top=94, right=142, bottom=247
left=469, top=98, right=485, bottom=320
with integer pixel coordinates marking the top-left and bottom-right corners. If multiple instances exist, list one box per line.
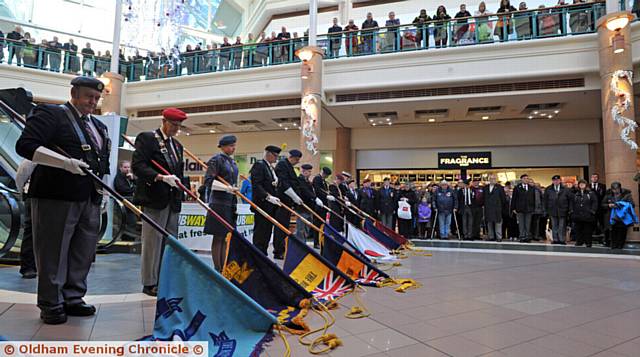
left=597, top=11, right=639, bottom=244
left=297, top=46, right=324, bottom=175
left=99, top=72, right=125, bottom=115
left=334, top=127, right=351, bottom=176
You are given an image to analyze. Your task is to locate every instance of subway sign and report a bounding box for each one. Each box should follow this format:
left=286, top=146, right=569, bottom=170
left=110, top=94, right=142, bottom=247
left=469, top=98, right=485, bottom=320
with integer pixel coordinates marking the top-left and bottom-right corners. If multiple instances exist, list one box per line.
left=438, top=152, right=492, bottom=169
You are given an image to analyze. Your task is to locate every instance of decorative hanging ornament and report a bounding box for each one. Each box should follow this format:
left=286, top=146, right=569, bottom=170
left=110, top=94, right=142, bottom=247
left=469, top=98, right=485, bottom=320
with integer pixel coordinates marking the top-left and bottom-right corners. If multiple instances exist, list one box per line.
left=610, top=70, right=638, bottom=150
left=301, top=94, right=320, bottom=155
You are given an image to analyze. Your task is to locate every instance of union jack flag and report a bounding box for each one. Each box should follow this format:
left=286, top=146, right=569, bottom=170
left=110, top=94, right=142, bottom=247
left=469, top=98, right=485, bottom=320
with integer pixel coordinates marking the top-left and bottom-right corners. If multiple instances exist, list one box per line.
left=312, top=271, right=353, bottom=301
left=356, top=264, right=385, bottom=287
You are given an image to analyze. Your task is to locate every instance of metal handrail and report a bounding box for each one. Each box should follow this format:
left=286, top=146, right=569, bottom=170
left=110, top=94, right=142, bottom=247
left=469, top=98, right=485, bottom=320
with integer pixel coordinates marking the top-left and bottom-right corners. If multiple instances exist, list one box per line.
left=0, top=188, right=22, bottom=258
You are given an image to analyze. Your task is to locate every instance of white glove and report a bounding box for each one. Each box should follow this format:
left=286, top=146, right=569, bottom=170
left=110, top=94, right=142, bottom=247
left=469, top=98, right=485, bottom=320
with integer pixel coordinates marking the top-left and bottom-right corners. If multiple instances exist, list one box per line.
left=211, top=179, right=238, bottom=193
left=345, top=200, right=352, bottom=207
left=15, top=160, right=37, bottom=192
left=32, top=146, right=89, bottom=175
left=327, top=195, right=336, bottom=202
left=285, top=187, right=303, bottom=205
left=160, top=174, right=179, bottom=187
left=400, top=197, right=408, bottom=202
left=315, top=197, right=324, bottom=208
left=266, top=195, right=281, bottom=206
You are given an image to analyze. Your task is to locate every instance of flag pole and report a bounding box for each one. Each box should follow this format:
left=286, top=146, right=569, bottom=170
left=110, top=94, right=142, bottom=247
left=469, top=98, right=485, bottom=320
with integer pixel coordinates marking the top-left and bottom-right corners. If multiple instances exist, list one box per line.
left=323, top=187, right=373, bottom=221
left=321, top=188, right=367, bottom=221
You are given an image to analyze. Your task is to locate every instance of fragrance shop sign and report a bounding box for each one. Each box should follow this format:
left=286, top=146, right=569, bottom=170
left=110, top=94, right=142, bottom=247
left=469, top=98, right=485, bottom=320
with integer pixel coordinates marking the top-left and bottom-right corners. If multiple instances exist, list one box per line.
left=438, top=152, right=492, bottom=169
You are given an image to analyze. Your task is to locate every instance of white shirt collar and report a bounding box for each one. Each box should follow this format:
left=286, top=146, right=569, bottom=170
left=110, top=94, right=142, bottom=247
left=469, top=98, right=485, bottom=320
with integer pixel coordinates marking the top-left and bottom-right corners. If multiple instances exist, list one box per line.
left=68, top=102, right=86, bottom=119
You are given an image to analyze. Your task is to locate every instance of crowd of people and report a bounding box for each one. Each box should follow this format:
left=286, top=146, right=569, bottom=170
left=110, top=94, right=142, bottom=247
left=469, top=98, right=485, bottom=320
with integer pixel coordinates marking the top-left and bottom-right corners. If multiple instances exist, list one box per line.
left=0, top=0, right=607, bottom=81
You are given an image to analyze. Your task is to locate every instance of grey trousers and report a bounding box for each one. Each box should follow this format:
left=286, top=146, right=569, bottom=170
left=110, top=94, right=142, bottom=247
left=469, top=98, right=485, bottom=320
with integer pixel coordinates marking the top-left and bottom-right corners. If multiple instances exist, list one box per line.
left=462, top=209, right=474, bottom=239
left=550, top=216, right=567, bottom=243
left=31, top=198, right=99, bottom=309
left=141, top=206, right=179, bottom=287
left=295, top=212, right=312, bottom=243
left=379, top=214, right=393, bottom=229
left=487, top=221, right=503, bottom=241
left=517, top=212, right=533, bottom=240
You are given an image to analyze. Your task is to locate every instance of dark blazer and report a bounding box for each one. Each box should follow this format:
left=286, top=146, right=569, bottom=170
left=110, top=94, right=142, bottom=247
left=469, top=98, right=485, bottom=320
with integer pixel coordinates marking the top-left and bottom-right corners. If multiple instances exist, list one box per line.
left=543, top=184, right=572, bottom=217
left=298, top=174, right=316, bottom=206
left=358, top=187, right=377, bottom=216
left=571, top=190, right=598, bottom=222
left=590, top=182, right=606, bottom=203
left=511, top=184, right=536, bottom=213
left=312, top=174, right=329, bottom=204
left=203, top=152, right=238, bottom=208
left=275, top=158, right=301, bottom=206
left=376, top=186, right=396, bottom=215
left=132, top=129, right=187, bottom=211
left=250, top=159, right=277, bottom=209
left=15, top=102, right=110, bottom=203
left=484, top=184, right=507, bottom=222
left=114, top=171, right=135, bottom=197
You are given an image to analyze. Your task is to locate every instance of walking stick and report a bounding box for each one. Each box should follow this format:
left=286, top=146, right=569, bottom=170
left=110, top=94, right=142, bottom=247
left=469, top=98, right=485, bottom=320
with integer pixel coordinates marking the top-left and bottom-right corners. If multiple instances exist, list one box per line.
left=430, top=209, right=439, bottom=240
left=453, top=210, right=462, bottom=241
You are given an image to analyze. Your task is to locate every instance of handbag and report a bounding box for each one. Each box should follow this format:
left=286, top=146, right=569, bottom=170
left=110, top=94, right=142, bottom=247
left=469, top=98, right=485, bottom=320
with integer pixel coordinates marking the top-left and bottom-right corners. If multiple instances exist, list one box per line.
left=397, top=200, right=412, bottom=220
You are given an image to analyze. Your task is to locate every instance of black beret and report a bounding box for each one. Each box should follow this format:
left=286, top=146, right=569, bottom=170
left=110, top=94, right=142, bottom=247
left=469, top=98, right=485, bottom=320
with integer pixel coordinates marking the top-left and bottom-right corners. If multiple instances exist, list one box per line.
left=552, top=175, right=561, bottom=180
left=289, top=149, right=303, bottom=158
left=218, top=135, right=237, bottom=147
left=71, top=76, right=104, bottom=92
left=265, top=145, right=281, bottom=154
left=322, top=167, right=332, bottom=175
left=301, top=164, right=313, bottom=170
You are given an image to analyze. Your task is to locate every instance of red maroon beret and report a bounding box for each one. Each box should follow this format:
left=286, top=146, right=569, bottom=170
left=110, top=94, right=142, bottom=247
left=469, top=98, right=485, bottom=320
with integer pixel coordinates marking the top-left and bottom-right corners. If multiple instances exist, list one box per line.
left=162, top=107, right=187, bottom=121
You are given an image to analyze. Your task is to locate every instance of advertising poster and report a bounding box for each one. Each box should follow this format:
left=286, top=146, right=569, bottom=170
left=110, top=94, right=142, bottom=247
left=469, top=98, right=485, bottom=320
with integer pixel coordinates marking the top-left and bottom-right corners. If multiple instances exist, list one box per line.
left=177, top=202, right=254, bottom=251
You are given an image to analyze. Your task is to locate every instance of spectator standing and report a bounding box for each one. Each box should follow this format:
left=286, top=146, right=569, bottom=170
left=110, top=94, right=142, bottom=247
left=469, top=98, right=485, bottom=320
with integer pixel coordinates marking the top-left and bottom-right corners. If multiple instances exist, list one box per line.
left=114, top=160, right=137, bottom=240
left=413, top=9, right=430, bottom=48
left=21, top=32, right=36, bottom=68
left=0, top=29, right=4, bottom=63
left=433, top=6, right=451, bottom=48
left=484, top=175, right=507, bottom=241
left=503, top=183, right=519, bottom=240
left=15, top=160, right=37, bottom=279
left=48, top=36, right=63, bottom=72
left=496, top=0, right=518, bottom=41
left=244, top=33, right=256, bottom=68
left=219, top=37, right=231, bottom=71
left=531, top=180, right=545, bottom=241
left=255, top=32, right=268, bottom=66
left=276, top=27, right=291, bottom=63
left=328, top=18, right=343, bottom=58
left=361, top=12, right=379, bottom=54
left=603, top=182, right=636, bottom=249
left=543, top=175, right=571, bottom=244
left=434, top=180, right=457, bottom=240
left=569, top=0, right=591, bottom=34
left=240, top=176, right=252, bottom=202
left=538, top=5, right=559, bottom=36
left=571, top=179, right=598, bottom=247
left=514, top=2, right=533, bottom=40
left=384, top=11, right=401, bottom=52
left=454, top=4, right=472, bottom=45
left=7, top=26, right=23, bottom=66
left=208, top=43, right=219, bottom=72
left=358, top=179, right=377, bottom=217
left=39, top=39, right=49, bottom=70
left=590, top=173, right=607, bottom=244
left=475, top=2, right=494, bottom=43
left=344, top=20, right=359, bottom=55
left=417, top=195, right=431, bottom=238
left=183, top=44, right=195, bottom=74
left=81, top=43, right=95, bottom=76
left=132, top=50, right=144, bottom=80
left=376, top=178, right=395, bottom=228
left=511, top=174, right=536, bottom=242
left=553, top=0, right=568, bottom=34
left=63, top=38, right=79, bottom=74
left=397, top=183, right=418, bottom=239
left=232, top=36, right=243, bottom=69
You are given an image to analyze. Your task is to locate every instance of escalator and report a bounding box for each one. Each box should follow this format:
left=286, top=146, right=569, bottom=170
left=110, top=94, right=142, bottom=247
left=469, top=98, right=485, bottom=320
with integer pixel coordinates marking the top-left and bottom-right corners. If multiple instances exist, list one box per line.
left=0, top=88, right=128, bottom=260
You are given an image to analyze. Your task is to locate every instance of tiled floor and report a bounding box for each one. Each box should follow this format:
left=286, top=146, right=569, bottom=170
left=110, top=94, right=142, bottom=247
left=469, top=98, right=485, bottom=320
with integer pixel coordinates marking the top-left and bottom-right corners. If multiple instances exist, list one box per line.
left=1, top=249, right=640, bottom=356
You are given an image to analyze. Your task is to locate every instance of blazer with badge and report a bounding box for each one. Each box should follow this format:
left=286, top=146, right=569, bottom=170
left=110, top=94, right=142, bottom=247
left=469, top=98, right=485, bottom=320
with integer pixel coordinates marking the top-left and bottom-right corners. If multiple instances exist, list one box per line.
left=250, top=159, right=277, bottom=209
left=132, top=129, right=188, bottom=211
left=358, top=187, right=377, bottom=216
left=313, top=175, right=329, bottom=204
left=298, top=175, right=316, bottom=206
left=275, top=158, right=301, bottom=206
left=204, top=153, right=238, bottom=208
left=376, top=186, right=396, bottom=215
left=16, top=102, right=110, bottom=203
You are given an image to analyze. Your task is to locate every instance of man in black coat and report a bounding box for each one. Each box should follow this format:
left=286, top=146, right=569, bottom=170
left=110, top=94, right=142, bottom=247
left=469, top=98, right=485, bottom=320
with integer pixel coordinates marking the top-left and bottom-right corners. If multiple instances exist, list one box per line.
left=250, top=146, right=282, bottom=256
left=63, top=38, right=79, bottom=74
left=484, top=175, right=507, bottom=241
left=361, top=12, right=379, bottom=54
left=544, top=175, right=572, bottom=244
left=511, top=174, right=537, bottom=242
left=203, top=135, right=239, bottom=271
left=312, top=167, right=332, bottom=247
left=296, top=163, right=323, bottom=243
left=358, top=179, right=377, bottom=218
left=590, top=173, right=607, bottom=242
left=329, top=174, right=347, bottom=232
left=0, top=29, right=5, bottom=64
left=132, top=108, right=189, bottom=296
left=15, top=77, right=110, bottom=324
left=7, top=26, right=23, bottom=66
left=272, top=149, right=304, bottom=259
left=346, top=179, right=360, bottom=225
left=328, top=18, right=343, bottom=58
left=376, top=177, right=395, bottom=228
left=48, top=36, right=63, bottom=72
left=114, top=160, right=135, bottom=197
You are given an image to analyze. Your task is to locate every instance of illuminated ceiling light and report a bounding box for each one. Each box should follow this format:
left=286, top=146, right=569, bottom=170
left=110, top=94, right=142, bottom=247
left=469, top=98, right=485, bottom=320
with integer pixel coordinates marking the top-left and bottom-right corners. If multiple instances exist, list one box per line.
left=209, top=129, right=216, bottom=133
left=386, top=118, right=391, bottom=121
left=293, top=122, right=297, bottom=126
left=528, top=116, right=533, bottom=119
left=372, top=123, right=377, bottom=126
left=284, top=127, right=289, bottom=130
left=387, top=122, right=392, bottom=125
left=548, top=115, right=554, bottom=118
left=185, top=132, right=190, bottom=136
left=482, top=116, right=489, bottom=120
left=297, top=48, right=314, bottom=62
left=428, top=118, right=436, bottom=122
left=278, top=124, right=282, bottom=127
left=612, top=32, right=625, bottom=54
left=606, top=14, right=630, bottom=31
left=533, top=111, right=539, bottom=114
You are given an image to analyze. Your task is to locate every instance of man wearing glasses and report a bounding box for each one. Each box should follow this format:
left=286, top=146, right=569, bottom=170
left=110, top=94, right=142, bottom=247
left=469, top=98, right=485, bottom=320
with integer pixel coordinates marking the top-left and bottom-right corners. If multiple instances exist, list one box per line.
left=132, top=108, right=189, bottom=296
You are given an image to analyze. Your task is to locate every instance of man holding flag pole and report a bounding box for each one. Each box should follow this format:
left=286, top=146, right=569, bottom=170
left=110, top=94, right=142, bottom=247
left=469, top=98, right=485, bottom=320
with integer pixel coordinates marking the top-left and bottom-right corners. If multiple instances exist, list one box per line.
left=273, top=149, right=305, bottom=259
left=250, top=145, right=282, bottom=257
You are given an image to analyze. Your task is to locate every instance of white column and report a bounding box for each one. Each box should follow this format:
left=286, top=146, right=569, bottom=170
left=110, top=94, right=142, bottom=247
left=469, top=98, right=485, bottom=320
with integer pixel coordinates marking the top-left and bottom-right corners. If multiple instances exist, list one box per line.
left=339, top=0, right=352, bottom=25
left=606, top=0, right=619, bottom=14
left=309, top=0, right=318, bottom=46
left=110, top=0, right=122, bottom=74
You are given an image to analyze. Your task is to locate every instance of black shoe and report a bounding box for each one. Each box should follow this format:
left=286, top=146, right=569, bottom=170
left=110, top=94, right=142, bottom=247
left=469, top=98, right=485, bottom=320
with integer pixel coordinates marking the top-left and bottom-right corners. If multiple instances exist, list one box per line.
left=40, top=307, right=67, bottom=325
left=142, top=286, right=157, bottom=297
left=64, top=302, right=96, bottom=316
left=586, top=245, right=592, bottom=248
left=21, top=269, right=37, bottom=279
left=559, top=242, right=566, bottom=245
left=273, top=254, right=284, bottom=260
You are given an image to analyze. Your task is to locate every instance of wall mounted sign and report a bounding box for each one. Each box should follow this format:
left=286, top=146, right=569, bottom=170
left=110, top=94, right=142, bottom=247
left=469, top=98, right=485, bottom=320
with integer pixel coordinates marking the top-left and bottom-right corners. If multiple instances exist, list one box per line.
left=438, top=152, right=492, bottom=169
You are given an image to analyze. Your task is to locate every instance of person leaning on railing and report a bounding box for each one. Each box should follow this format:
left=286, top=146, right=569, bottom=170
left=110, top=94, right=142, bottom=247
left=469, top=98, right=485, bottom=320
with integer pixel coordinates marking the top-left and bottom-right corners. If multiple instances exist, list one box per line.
left=244, top=34, right=256, bottom=68
left=496, top=0, right=518, bottom=41
left=384, top=11, right=401, bottom=52
left=433, top=6, right=451, bottom=48
left=232, top=36, right=243, bottom=69
left=344, top=19, right=359, bottom=55
left=7, top=26, right=23, bottom=66
left=0, top=29, right=4, bottom=64
left=47, top=36, right=63, bottom=72
left=514, top=2, right=532, bottom=40
left=475, top=2, right=494, bottom=43
left=413, top=9, right=430, bottom=49
left=81, top=42, right=95, bottom=76
left=255, top=32, right=268, bottom=66
left=453, top=4, right=473, bottom=45
left=21, top=32, right=36, bottom=69
left=328, top=18, right=343, bottom=58
left=361, top=12, right=379, bottom=54
left=569, top=0, right=593, bottom=34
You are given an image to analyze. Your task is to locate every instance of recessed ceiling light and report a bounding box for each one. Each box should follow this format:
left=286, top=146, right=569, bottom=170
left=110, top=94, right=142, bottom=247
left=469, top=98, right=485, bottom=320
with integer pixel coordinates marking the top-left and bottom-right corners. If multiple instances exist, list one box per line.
left=278, top=124, right=282, bottom=127
left=372, top=123, right=377, bottom=126
left=386, top=118, right=391, bottom=121
left=428, top=118, right=436, bottom=122
left=533, top=111, right=539, bottom=114
left=548, top=115, right=554, bottom=118
left=185, top=132, right=190, bottom=136
left=209, top=129, right=216, bottom=133
left=293, top=122, right=297, bottom=126
left=482, top=116, right=489, bottom=120
left=284, top=127, right=288, bottom=130
left=554, top=110, right=559, bottom=114
left=387, top=122, right=392, bottom=125
left=369, top=119, right=374, bottom=122
left=528, top=116, right=533, bottom=119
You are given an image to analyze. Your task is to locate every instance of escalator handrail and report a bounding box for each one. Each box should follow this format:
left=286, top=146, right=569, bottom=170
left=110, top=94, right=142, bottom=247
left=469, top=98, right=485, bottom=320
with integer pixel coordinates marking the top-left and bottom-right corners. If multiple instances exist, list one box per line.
left=0, top=99, right=28, bottom=127
left=97, top=197, right=128, bottom=251
left=0, top=189, right=22, bottom=258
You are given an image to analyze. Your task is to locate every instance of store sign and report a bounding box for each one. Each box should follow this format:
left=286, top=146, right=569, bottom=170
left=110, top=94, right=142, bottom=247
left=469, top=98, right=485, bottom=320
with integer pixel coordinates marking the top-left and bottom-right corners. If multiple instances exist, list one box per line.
left=177, top=202, right=254, bottom=251
left=438, top=152, right=492, bottom=169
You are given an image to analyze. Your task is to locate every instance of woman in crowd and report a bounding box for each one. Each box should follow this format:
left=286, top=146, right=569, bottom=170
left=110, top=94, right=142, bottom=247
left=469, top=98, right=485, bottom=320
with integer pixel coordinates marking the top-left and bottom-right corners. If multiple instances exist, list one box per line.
left=571, top=179, right=598, bottom=247
left=413, top=9, right=430, bottom=48
left=496, top=0, right=517, bottom=41
left=603, top=182, right=637, bottom=249
left=569, top=0, right=591, bottom=34
left=475, top=2, right=494, bottom=43
left=183, top=44, right=195, bottom=75
left=514, top=2, right=533, bottom=40
left=21, top=32, right=36, bottom=68
left=397, top=183, right=418, bottom=239
left=433, top=6, right=451, bottom=48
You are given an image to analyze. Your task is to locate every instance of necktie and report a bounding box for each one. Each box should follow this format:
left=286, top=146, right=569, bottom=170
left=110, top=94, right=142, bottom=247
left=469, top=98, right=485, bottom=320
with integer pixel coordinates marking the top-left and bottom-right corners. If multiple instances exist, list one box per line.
left=81, top=115, right=101, bottom=148
left=524, top=184, right=528, bottom=191
left=165, top=138, right=178, bottom=169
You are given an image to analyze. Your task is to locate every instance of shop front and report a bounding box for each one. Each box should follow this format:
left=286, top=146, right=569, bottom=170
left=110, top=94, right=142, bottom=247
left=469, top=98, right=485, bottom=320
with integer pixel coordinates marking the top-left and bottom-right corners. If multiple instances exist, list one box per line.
left=356, top=144, right=590, bottom=187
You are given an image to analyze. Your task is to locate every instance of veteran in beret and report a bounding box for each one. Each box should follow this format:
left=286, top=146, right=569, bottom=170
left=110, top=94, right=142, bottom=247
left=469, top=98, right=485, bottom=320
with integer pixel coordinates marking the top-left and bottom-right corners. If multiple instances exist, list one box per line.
left=15, top=76, right=110, bottom=324
left=250, top=145, right=282, bottom=256
left=203, top=134, right=239, bottom=271
left=132, top=107, right=190, bottom=296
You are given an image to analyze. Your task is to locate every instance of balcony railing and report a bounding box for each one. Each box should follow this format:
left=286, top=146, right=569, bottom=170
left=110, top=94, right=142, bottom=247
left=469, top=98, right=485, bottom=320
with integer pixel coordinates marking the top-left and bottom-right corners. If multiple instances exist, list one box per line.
left=0, top=2, right=608, bottom=82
